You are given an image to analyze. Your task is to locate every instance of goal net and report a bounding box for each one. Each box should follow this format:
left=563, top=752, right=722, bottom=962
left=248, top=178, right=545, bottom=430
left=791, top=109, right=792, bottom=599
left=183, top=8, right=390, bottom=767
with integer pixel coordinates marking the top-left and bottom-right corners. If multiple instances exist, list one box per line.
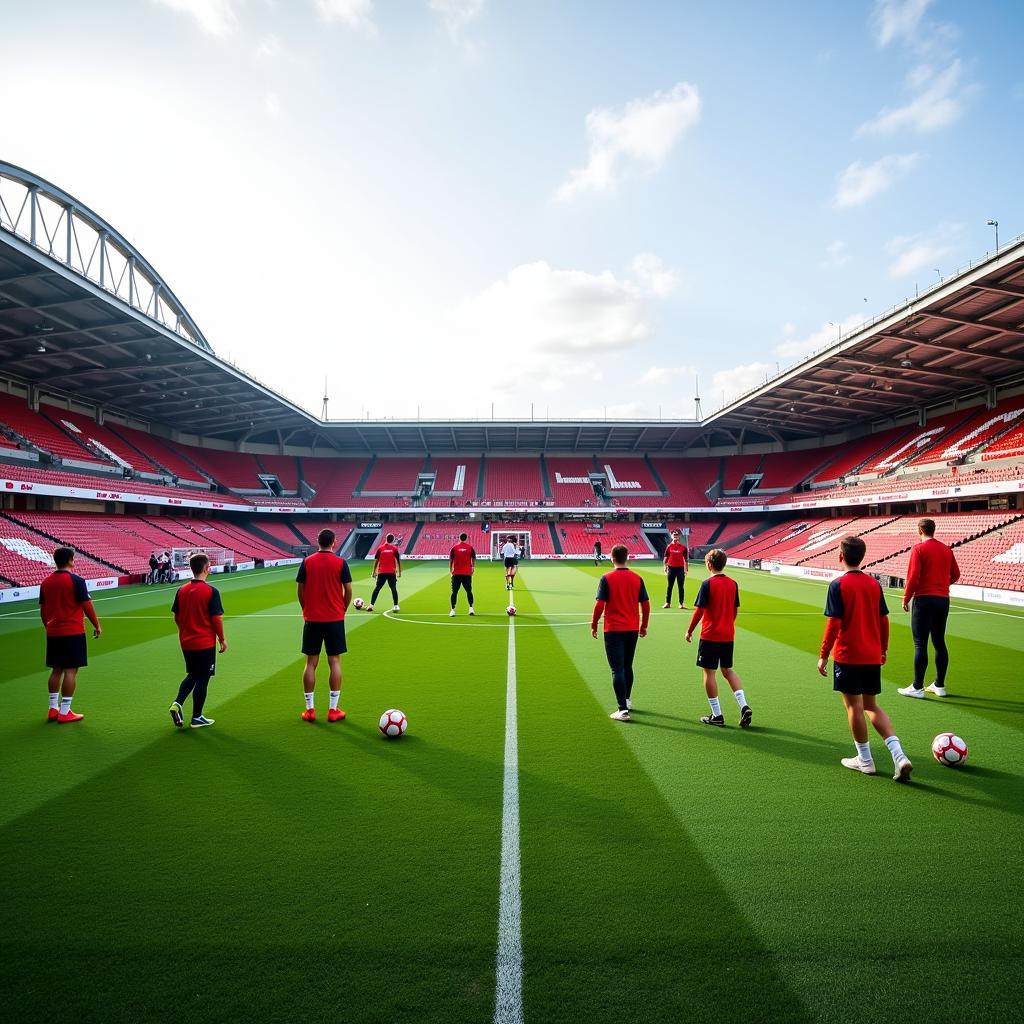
left=171, top=547, right=235, bottom=571
left=490, top=530, right=531, bottom=561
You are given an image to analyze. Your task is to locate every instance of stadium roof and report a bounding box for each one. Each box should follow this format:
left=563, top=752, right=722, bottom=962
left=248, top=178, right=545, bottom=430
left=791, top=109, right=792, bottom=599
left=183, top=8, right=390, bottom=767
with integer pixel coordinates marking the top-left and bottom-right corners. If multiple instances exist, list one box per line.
left=2, top=161, right=1024, bottom=453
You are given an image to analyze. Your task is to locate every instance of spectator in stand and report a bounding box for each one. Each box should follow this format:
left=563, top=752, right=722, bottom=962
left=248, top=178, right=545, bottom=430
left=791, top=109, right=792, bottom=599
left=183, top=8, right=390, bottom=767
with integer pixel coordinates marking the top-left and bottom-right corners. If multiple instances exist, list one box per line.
left=898, top=518, right=960, bottom=699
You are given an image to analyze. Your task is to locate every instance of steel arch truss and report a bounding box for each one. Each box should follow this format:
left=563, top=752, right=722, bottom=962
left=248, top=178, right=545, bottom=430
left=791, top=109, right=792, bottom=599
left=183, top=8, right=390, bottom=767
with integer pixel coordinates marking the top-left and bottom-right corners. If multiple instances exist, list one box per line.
left=0, top=161, right=211, bottom=352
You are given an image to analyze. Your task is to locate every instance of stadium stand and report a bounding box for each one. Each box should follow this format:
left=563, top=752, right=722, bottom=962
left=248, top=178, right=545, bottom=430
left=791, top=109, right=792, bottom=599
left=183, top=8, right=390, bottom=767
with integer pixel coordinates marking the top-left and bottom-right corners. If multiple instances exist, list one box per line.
left=411, top=523, right=492, bottom=557
left=160, top=517, right=290, bottom=561
left=600, top=458, right=659, bottom=492
left=247, top=519, right=306, bottom=551
left=807, top=428, right=910, bottom=485
left=257, top=454, right=301, bottom=492
left=560, top=522, right=655, bottom=557
left=0, top=462, right=229, bottom=502
left=366, top=521, right=418, bottom=554
left=650, top=458, right=717, bottom=506
left=0, top=513, right=116, bottom=584
left=40, top=411, right=165, bottom=474
left=547, top=457, right=600, bottom=505
left=665, top=519, right=723, bottom=548
left=288, top=519, right=353, bottom=548
left=721, top=454, right=763, bottom=491
left=167, top=446, right=265, bottom=491
left=756, top=449, right=835, bottom=489
left=107, top=424, right=210, bottom=484
left=856, top=412, right=971, bottom=478
left=425, top=457, right=480, bottom=505
left=904, top=397, right=1024, bottom=469
left=482, top=458, right=544, bottom=503
left=0, top=394, right=107, bottom=464
left=981, top=418, right=1024, bottom=462
left=483, top=522, right=556, bottom=556
left=360, top=458, right=423, bottom=494
left=949, top=519, right=1024, bottom=590
left=302, top=457, right=371, bottom=506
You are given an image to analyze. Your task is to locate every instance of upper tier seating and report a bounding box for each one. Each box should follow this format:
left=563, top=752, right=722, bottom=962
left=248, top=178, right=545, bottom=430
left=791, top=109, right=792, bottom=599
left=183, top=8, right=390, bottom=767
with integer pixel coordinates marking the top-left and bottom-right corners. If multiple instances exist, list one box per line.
left=360, top=458, right=424, bottom=493
left=107, top=424, right=209, bottom=484
left=721, top=455, right=763, bottom=491
left=981, top=418, right=1024, bottom=462
left=807, top=427, right=910, bottom=484
left=166, top=446, right=266, bottom=491
left=302, top=457, right=372, bottom=506
left=0, top=394, right=105, bottom=464
left=756, top=449, right=835, bottom=489
left=482, top=458, right=544, bottom=502
left=547, top=458, right=599, bottom=505
left=600, top=458, right=658, bottom=492
left=424, top=457, right=481, bottom=505
left=0, top=461, right=229, bottom=502
left=257, top=455, right=300, bottom=492
left=905, top=397, right=1024, bottom=468
left=857, top=411, right=971, bottom=477
left=651, top=459, right=717, bottom=506
left=43, top=411, right=164, bottom=474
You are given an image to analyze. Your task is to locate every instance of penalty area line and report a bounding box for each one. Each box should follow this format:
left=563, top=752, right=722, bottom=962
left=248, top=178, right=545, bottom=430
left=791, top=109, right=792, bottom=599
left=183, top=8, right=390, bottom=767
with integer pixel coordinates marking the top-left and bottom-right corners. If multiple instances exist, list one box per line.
left=494, top=616, right=523, bottom=1024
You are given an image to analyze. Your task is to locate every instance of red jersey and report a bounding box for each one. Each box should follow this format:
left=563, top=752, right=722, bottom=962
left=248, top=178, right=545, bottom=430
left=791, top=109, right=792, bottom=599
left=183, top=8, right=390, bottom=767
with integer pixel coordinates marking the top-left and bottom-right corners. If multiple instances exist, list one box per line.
left=688, top=573, right=739, bottom=641
left=39, top=570, right=94, bottom=637
left=296, top=550, right=352, bottom=622
left=593, top=567, right=651, bottom=633
left=172, top=579, right=225, bottom=651
left=375, top=543, right=400, bottom=575
left=449, top=542, right=476, bottom=575
left=664, top=542, right=688, bottom=569
left=904, top=538, right=960, bottom=600
left=821, top=570, right=889, bottom=665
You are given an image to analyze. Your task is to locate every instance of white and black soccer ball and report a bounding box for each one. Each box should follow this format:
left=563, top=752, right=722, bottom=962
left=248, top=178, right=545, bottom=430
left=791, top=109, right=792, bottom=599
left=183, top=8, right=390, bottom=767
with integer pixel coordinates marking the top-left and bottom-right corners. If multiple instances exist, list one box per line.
left=353, top=597, right=365, bottom=610
left=506, top=605, right=516, bottom=617
left=379, top=709, right=408, bottom=738
left=932, top=732, right=968, bottom=766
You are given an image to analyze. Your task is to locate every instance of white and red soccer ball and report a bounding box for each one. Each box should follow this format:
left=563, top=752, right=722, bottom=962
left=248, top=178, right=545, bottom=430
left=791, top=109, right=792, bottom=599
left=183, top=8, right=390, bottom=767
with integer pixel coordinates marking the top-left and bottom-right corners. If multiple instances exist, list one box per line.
left=506, top=605, right=516, bottom=617
left=379, top=709, right=408, bottom=738
left=932, top=732, right=968, bottom=766
left=353, top=597, right=365, bottom=610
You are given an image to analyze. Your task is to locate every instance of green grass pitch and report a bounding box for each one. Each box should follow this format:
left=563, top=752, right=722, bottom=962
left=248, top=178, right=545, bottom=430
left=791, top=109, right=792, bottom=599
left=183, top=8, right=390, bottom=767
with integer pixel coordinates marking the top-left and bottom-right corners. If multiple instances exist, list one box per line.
left=1, top=560, right=1021, bottom=1023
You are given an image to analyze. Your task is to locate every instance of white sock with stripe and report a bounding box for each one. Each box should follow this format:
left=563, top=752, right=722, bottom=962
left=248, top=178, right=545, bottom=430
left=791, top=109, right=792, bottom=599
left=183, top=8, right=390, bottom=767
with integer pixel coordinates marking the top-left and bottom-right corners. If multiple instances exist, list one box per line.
left=49, top=694, right=60, bottom=710
left=708, top=697, right=721, bottom=717
left=304, top=692, right=315, bottom=710
left=855, top=741, right=872, bottom=763
left=329, top=690, right=340, bottom=710
left=60, top=696, right=73, bottom=715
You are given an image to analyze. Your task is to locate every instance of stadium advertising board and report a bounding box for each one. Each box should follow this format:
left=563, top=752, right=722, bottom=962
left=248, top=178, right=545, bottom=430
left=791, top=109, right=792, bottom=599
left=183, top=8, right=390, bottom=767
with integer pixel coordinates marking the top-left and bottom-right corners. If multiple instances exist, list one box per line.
left=0, top=584, right=41, bottom=604
left=86, top=577, right=119, bottom=592
left=0, top=474, right=250, bottom=511
left=727, top=558, right=752, bottom=569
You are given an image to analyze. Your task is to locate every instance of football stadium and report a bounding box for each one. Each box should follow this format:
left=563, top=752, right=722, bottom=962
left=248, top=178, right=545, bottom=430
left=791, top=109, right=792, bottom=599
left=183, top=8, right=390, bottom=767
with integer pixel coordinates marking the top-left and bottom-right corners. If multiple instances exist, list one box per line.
left=2, top=4, right=1023, bottom=1023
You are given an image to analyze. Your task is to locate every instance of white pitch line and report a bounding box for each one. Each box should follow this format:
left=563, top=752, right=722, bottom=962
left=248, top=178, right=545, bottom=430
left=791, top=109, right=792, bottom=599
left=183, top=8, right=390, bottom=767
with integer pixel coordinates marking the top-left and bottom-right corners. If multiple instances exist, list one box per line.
left=494, top=616, right=523, bottom=1024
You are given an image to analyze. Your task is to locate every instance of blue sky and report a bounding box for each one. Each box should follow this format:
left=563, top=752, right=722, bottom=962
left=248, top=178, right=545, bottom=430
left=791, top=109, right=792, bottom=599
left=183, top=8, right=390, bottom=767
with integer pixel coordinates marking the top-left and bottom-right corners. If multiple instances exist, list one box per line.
left=2, top=0, right=1021, bottom=420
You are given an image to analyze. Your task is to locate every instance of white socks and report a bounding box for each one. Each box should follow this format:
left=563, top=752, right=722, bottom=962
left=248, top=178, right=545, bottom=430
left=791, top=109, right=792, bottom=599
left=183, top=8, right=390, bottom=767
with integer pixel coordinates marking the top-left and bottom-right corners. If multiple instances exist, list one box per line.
left=329, top=690, right=340, bottom=711
left=855, top=741, right=872, bottom=763
left=884, top=735, right=906, bottom=764
left=48, top=693, right=60, bottom=710
left=733, top=689, right=746, bottom=708
left=59, top=696, right=73, bottom=715
left=708, top=697, right=722, bottom=717
left=304, top=692, right=315, bottom=710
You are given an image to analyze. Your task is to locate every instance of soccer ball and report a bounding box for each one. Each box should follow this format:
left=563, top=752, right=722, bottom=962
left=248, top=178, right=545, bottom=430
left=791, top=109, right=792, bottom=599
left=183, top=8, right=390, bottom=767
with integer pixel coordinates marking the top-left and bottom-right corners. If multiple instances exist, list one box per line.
left=506, top=605, right=516, bottom=616
left=353, top=597, right=364, bottom=610
left=379, top=709, right=408, bottom=738
left=932, top=732, right=968, bottom=766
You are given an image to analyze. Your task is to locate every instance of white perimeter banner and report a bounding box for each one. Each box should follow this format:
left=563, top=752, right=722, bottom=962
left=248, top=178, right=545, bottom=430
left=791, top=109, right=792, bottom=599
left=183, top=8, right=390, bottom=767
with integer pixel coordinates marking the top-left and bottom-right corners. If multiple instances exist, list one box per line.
left=727, top=558, right=752, bottom=569
left=0, top=584, right=41, bottom=603
left=263, top=557, right=303, bottom=567
left=86, top=577, right=119, bottom=592
left=0, top=475, right=250, bottom=511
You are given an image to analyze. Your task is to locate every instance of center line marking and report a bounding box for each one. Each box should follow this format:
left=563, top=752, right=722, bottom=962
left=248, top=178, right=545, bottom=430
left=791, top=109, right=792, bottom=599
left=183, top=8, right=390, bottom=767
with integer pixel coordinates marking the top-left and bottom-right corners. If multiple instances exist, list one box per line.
left=494, top=616, right=523, bottom=1024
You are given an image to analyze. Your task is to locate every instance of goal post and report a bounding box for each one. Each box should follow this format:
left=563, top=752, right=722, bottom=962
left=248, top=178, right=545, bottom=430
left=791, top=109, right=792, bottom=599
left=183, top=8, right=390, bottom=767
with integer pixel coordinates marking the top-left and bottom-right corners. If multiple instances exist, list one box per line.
left=490, top=530, right=531, bottom=561
left=171, top=547, right=235, bottom=572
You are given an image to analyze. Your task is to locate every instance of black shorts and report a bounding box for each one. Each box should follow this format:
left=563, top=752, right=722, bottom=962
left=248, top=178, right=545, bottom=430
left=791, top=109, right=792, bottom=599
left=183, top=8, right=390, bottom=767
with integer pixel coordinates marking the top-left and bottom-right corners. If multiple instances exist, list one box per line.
left=504, top=557, right=517, bottom=568
left=183, top=647, right=217, bottom=678
left=302, top=620, right=347, bottom=657
left=832, top=662, right=882, bottom=696
left=696, top=639, right=734, bottom=670
left=45, top=633, right=87, bottom=669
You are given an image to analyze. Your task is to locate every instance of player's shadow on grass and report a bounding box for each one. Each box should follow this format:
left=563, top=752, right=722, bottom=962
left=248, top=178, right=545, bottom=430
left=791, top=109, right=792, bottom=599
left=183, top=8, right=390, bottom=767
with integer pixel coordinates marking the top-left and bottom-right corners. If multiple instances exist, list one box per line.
left=942, top=695, right=1024, bottom=714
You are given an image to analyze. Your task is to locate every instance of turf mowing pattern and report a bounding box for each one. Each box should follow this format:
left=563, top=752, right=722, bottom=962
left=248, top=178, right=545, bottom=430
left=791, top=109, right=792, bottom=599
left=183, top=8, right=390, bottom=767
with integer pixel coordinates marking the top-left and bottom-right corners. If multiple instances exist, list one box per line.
left=0, top=561, right=1021, bottom=1023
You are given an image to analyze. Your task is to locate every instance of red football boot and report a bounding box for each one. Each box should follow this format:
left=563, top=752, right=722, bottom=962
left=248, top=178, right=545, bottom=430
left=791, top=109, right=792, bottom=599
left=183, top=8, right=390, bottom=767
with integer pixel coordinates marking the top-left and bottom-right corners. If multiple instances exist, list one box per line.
left=47, top=708, right=59, bottom=722
left=57, top=710, right=84, bottom=724
left=300, top=707, right=316, bottom=722
left=327, top=707, right=347, bottom=722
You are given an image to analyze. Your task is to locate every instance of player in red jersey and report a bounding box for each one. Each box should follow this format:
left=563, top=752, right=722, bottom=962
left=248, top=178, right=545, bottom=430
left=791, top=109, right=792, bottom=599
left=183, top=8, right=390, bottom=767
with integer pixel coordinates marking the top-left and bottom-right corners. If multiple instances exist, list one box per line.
left=663, top=529, right=689, bottom=609
left=449, top=532, right=476, bottom=616
left=368, top=532, right=402, bottom=612
left=39, top=547, right=102, bottom=723
left=296, top=529, right=353, bottom=722
left=592, top=544, right=650, bottom=721
left=685, top=548, right=751, bottom=727
left=817, top=535, right=912, bottom=782
left=897, top=518, right=960, bottom=699
left=168, top=552, right=227, bottom=729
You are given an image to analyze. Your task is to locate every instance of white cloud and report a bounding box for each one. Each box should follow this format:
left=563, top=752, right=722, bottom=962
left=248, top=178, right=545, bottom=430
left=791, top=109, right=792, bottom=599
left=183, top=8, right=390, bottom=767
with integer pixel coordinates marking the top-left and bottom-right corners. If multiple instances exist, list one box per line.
left=871, top=0, right=932, bottom=48
left=631, top=253, right=677, bottom=296
left=264, top=92, right=282, bottom=117
left=822, top=240, right=849, bottom=269
left=885, top=224, right=961, bottom=277
left=314, top=0, right=375, bottom=32
left=834, top=153, right=918, bottom=208
left=711, top=362, right=774, bottom=406
left=859, top=59, right=969, bottom=135
left=556, top=82, right=701, bottom=201
left=153, top=0, right=241, bottom=36
left=429, top=0, right=485, bottom=41
left=637, top=365, right=696, bottom=386
left=774, top=313, right=866, bottom=360
left=255, top=34, right=282, bottom=59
